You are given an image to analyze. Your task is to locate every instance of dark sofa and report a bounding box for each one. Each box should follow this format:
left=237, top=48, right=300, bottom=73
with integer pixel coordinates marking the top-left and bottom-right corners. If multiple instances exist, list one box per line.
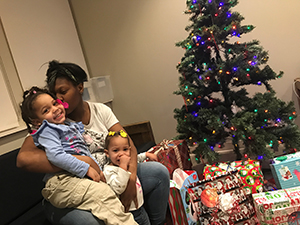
left=0, top=149, right=51, bottom=225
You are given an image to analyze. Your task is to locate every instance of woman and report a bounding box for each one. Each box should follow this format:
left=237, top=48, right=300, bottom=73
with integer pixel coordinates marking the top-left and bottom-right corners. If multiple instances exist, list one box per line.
left=17, top=60, right=170, bottom=225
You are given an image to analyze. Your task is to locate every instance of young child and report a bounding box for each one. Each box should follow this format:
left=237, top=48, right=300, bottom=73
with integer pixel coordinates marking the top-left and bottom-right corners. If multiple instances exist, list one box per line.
left=103, top=130, right=157, bottom=225
left=20, top=86, right=137, bottom=225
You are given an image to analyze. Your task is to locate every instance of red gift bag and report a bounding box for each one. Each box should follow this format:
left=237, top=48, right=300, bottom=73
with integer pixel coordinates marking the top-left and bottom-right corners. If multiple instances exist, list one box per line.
left=148, top=139, right=192, bottom=177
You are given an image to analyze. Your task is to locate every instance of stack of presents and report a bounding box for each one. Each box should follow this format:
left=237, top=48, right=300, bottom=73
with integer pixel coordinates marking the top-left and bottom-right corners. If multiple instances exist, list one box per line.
left=148, top=139, right=300, bottom=224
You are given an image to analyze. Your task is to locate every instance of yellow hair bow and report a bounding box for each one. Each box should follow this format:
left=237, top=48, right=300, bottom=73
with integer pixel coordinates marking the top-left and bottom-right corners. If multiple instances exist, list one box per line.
left=108, top=130, right=127, bottom=138
left=108, top=131, right=115, bottom=136
left=119, top=130, right=127, bottom=138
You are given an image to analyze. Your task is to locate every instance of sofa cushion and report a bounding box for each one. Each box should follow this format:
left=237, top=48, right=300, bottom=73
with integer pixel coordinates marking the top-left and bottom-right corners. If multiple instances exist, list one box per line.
left=0, top=149, right=46, bottom=225
left=9, top=201, right=51, bottom=225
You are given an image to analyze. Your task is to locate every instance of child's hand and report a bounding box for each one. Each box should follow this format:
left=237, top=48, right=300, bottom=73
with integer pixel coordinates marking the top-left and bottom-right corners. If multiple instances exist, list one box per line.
left=146, top=152, right=158, bottom=161
left=119, top=154, right=131, bottom=170
left=87, top=166, right=101, bottom=182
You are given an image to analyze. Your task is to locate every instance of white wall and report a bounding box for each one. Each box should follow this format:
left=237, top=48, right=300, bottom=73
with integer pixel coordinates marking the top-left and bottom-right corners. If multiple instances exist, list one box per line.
left=0, top=0, right=87, bottom=154
left=70, top=0, right=300, bottom=143
left=0, top=0, right=87, bottom=90
left=70, top=1, right=187, bottom=143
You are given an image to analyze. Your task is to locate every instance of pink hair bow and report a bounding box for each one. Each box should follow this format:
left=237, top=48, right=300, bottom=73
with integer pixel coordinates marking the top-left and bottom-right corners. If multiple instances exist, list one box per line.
left=56, top=99, right=69, bottom=109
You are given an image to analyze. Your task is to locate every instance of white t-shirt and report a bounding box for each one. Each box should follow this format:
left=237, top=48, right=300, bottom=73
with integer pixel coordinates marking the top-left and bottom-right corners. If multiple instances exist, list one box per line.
left=85, top=101, right=119, bottom=134
left=80, top=102, right=119, bottom=168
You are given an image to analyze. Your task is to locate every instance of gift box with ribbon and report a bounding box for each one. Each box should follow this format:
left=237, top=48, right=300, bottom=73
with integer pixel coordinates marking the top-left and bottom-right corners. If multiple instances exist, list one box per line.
left=252, top=186, right=300, bottom=224
left=270, top=152, right=300, bottom=189
left=148, top=139, right=192, bottom=177
left=203, top=159, right=264, bottom=195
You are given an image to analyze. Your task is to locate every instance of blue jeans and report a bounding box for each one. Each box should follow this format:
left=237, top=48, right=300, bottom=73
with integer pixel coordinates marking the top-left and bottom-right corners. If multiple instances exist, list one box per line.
left=43, top=161, right=170, bottom=225
left=43, top=199, right=105, bottom=225
left=131, top=207, right=150, bottom=225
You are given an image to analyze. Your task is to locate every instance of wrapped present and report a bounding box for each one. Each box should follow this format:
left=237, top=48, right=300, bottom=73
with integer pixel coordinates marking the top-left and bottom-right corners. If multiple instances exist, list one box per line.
left=198, top=200, right=257, bottom=225
left=173, top=168, right=197, bottom=188
left=204, top=159, right=264, bottom=195
left=272, top=152, right=300, bottom=165
left=234, top=215, right=259, bottom=225
left=148, top=139, right=192, bottom=176
left=168, top=186, right=189, bottom=225
left=172, top=169, right=199, bottom=225
left=252, top=186, right=300, bottom=224
left=270, top=152, right=300, bottom=189
left=167, top=169, right=198, bottom=225
left=184, top=171, right=257, bottom=224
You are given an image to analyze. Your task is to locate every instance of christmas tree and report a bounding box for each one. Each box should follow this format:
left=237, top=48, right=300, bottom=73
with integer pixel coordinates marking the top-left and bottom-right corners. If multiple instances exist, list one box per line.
left=174, top=0, right=300, bottom=163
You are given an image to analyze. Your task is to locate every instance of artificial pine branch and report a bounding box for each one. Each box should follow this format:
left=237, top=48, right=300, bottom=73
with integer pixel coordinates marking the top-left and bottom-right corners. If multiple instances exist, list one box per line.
left=174, top=0, right=300, bottom=163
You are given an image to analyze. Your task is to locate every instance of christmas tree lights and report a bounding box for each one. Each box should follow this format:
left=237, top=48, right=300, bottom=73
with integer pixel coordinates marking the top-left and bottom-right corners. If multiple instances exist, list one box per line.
left=174, top=0, right=300, bottom=163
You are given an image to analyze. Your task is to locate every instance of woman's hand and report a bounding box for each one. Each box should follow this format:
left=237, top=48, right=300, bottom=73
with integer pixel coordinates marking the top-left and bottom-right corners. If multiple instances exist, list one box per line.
left=86, top=166, right=100, bottom=182
left=99, top=170, right=106, bottom=183
left=74, top=155, right=101, bottom=174
left=74, top=155, right=106, bottom=182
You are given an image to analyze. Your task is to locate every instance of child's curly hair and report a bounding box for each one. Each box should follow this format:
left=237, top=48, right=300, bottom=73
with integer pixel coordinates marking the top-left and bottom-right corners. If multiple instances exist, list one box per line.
left=20, top=86, right=55, bottom=133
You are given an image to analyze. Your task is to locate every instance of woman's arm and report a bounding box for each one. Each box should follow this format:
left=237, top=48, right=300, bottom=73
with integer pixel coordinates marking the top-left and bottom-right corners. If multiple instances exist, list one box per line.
left=109, top=123, right=138, bottom=212
left=16, top=136, right=61, bottom=173
left=17, top=136, right=103, bottom=177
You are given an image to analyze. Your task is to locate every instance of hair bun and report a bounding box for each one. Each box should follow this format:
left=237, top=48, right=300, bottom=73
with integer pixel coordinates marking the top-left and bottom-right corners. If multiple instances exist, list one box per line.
left=48, top=60, right=60, bottom=70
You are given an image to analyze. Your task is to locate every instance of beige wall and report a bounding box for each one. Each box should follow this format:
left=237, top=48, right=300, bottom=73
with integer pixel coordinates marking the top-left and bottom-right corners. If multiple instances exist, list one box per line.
left=69, top=0, right=187, bottom=143
left=70, top=0, right=300, bottom=143
left=0, top=0, right=86, bottom=155
left=1, top=0, right=300, bottom=155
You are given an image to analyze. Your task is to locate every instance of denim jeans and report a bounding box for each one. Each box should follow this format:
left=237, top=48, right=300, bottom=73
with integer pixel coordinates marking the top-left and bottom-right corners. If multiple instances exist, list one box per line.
left=43, top=200, right=105, bottom=225
left=131, top=206, right=150, bottom=225
left=43, top=161, right=170, bottom=225
left=137, top=161, right=170, bottom=225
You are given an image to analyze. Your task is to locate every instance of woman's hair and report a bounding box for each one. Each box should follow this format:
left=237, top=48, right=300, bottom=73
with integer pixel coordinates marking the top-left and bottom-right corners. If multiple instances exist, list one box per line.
left=104, top=130, right=130, bottom=149
left=20, top=86, right=55, bottom=133
left=45, top=60, right=88, bottom=93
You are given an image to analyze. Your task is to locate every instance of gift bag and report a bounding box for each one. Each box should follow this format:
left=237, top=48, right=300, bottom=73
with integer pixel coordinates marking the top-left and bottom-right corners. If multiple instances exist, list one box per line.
left=148, top=139, right=192, bottom=176
left=171, top=169, right=199, bottom=225
left=168, top=186, right=189, bottom=225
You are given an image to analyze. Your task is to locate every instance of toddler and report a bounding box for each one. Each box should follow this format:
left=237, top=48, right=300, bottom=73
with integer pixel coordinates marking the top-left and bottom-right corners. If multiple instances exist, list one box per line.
left=103, top=130, right=157, bottom=225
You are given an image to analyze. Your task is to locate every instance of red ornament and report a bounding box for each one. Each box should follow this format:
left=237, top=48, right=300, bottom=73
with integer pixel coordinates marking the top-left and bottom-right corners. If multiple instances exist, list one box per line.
left=200, top=188, right=219, bottom=208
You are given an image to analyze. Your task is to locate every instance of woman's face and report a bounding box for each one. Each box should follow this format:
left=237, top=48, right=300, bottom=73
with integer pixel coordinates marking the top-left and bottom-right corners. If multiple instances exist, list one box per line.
left=53, top=77, right=83, bottom=115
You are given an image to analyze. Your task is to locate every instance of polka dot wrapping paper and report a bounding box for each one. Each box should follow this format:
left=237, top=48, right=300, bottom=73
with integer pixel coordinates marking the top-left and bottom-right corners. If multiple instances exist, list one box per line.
left=203, top=159, right=264, bottom=195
